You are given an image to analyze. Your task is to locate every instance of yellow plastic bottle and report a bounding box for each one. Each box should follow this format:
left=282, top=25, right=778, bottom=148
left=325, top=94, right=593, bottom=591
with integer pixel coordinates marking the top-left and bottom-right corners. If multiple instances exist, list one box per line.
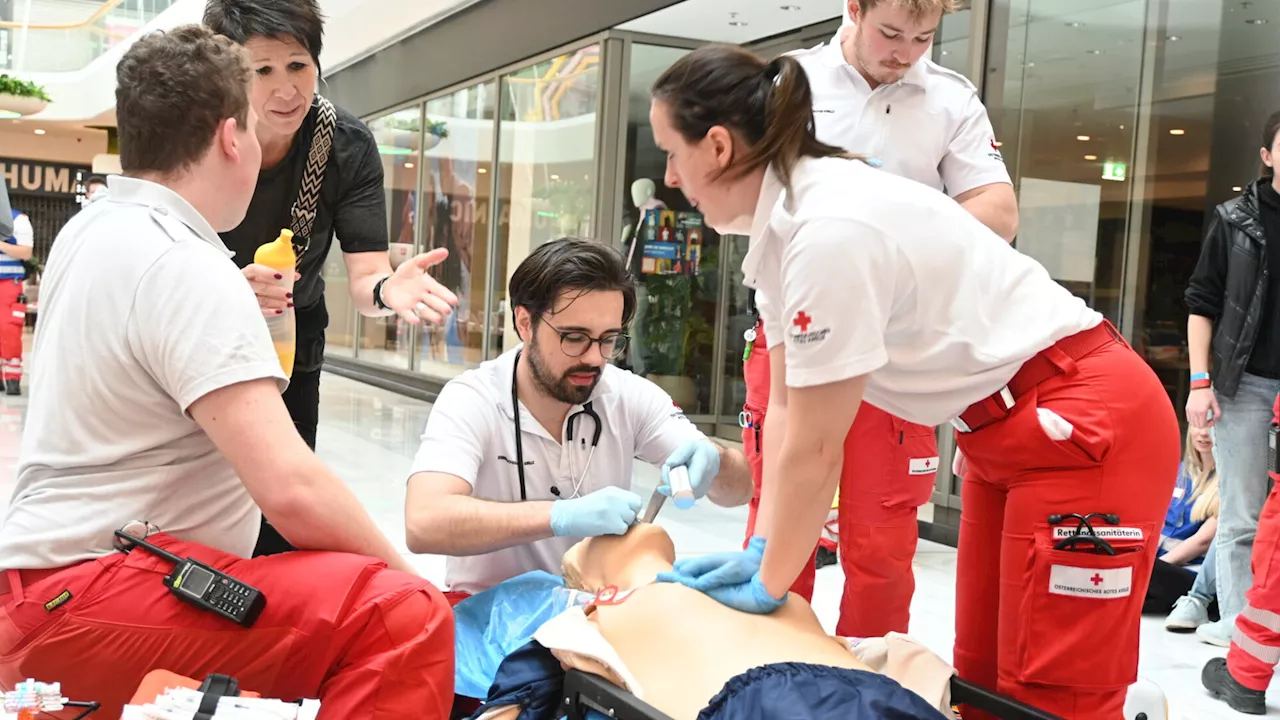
left=254, top=229, right=297, bottom=377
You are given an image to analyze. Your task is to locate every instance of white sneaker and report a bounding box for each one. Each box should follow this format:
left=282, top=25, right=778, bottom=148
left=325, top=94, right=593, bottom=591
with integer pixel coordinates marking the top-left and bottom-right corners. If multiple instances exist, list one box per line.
left=1166, top=595, right=1210, bottom=631
left=1197, top=618, right=1234, bottom=647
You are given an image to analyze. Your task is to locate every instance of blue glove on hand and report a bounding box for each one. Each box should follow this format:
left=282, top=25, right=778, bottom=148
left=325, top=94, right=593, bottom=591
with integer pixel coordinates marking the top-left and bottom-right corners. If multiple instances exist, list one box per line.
left=549, top=486, right=643, bottom=538
left=660, top=439, right=720, bottom=507
left=656, top=536, right=766, bottom=590
left=656, top=537, right=784, bottom=614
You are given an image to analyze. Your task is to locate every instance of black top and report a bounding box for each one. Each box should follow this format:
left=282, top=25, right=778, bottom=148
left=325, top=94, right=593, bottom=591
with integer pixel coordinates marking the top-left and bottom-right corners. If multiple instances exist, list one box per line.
left=1249, top=181, right=1280, bottom=378
left=220, top=99, right=388, bottom=314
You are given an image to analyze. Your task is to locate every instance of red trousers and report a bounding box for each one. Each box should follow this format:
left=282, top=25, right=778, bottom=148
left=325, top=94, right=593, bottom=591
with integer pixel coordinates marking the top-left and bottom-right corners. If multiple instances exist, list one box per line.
left=1227, top=394, right=1280, bottom=690
left=954, top=325, right=1179, bottom=720
left=0, top=279, right=23, bottom=382
left=741, top=325, right=937, bottom=637
left=0, top=534, right=455, bottom=719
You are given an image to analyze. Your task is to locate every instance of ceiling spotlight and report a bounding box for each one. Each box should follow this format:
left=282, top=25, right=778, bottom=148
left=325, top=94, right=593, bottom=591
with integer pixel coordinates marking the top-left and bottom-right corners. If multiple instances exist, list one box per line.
left=1120, top=124, right=1126, bottom=130
left=550, top=174, right=561, bottom=180
left=1066, top=21, right=1083, bottom=28
left=478, top=167, right=488, bottom=174
left=1087, top=49, right=1104, bottom=55
left=1077, top=135, right=1091, bottom=141
left=404, top=162, right=414, bottom=169
left=1233, top=186, right=1244, bottom=192
left=1169, top=128, right=1186, bottom=135
left=1246, top=18, right=1268, bottom=24
left=941, top=50, right=949, bottom=55
left=1084, top=154, right=1098, bottom=161
left=33, top=128, right=45, bottom=135
left=1167, top=35, right=1181, bottom=41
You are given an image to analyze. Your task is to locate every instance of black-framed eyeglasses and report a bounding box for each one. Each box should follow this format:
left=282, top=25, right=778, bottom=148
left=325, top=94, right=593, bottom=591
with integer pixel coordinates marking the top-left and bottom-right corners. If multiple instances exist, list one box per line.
left=542, top=319, right=630, bottom=360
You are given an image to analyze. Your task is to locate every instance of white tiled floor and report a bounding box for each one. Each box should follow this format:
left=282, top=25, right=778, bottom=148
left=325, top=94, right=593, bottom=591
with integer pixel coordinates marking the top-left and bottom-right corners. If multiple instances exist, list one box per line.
left=0, top=371, right=1275, bottom=718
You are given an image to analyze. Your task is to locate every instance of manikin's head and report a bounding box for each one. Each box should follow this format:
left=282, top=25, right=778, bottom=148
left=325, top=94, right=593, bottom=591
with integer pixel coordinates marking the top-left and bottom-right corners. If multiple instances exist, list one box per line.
left=650, top=46, right=847, bottom=235
left=563, top=523, right=677, bottom=591
left=115, top=25, right=262, bottom=232
left=204, top=0, right=324, bottom=146
left=510, top=238, right=637, bottom=406
left=1260, top=110, right=1280, bottom=181
left=845, top=0, right=953, bottom=87
left=631, top=178, right=657, bottom=208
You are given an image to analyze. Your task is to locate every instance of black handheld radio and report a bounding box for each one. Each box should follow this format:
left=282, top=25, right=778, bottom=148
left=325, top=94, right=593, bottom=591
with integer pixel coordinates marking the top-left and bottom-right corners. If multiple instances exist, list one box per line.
left=113, top=530, right=266, bottom=627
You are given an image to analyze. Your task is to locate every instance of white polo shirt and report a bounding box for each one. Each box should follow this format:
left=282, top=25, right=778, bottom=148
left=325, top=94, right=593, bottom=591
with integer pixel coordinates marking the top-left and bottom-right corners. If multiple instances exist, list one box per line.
left=410, top=347, right=705, bottom=594
left=789, top=32, right=1011, bottom=197
left=744, top=156, right=1101, bottom=427
left=0, top=176, right=287, bottom=570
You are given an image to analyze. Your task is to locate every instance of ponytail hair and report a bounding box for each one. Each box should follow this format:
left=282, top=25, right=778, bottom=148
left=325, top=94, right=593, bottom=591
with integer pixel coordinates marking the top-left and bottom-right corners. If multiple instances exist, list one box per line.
left=651, top=45, right=848, bottom=189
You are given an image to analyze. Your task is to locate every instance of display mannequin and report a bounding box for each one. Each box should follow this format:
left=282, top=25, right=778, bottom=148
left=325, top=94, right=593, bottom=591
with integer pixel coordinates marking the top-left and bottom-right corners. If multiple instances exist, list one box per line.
left=557, top=525, right=871, bottom=718
left=621, top=178, right=667, bottom=256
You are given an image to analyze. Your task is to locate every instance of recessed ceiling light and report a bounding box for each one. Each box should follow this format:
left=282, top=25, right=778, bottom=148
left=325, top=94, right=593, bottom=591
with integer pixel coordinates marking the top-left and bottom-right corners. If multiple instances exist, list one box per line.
left=1246, top=18, right=1267, bottom=25
left=404, top=162, right=414, bottom=168
left=1077, top=135, right=1091, bottom=141
left=1167, top=35, right=1181, bottom=41
left=1087, top=49, right=1104, bottom=55
left=550, top=174, right=560, bottom=180
left=1120, top=124, right=1126, bottom=130
left=1233, top=186, right=1244, bottom=192
left=1084, top=154, right=1098, bottom=160
left=729, top=20, right=748, bottom=26
left=1169, top=128, right=1186, bottom=135
left=1026, top=62, right=1035, bottom=68
left=33, top=129, right=45, bottom=135
left=478, top=167, right=488, bottom=174
left=941, top=50, right=949, bottom=55
left=1066, top=21, right=1083, bottom=28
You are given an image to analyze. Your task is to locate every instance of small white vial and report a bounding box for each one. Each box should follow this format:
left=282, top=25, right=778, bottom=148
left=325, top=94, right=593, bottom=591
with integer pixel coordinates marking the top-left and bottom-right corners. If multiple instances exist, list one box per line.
left=669, top=465, right=695, bottom=509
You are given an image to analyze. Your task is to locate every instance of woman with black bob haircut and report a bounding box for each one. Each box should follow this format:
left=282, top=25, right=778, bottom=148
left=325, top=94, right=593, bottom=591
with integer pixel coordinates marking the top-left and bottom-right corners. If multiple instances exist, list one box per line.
left=205, top=0, right=458, bottom=556
left=647, top=44, right=1179, bottom=719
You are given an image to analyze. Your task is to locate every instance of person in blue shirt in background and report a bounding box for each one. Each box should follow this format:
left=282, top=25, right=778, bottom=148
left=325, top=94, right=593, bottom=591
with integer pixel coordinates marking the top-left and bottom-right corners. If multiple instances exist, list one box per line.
left=0, top=204, right=33, bottom=395
left=1151, top=426, right=1222, bottom=636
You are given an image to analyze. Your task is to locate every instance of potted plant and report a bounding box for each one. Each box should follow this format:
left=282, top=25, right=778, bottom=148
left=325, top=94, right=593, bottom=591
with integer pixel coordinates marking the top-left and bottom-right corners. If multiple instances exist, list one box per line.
left=424, top=118, right=449, bottom=151
left=0, top=75, right=50, bottom=116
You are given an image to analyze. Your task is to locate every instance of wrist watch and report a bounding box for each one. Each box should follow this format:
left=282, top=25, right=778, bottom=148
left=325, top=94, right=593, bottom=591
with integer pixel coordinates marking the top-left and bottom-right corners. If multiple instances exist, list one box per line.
left=373, top=275, right=392, bottom=311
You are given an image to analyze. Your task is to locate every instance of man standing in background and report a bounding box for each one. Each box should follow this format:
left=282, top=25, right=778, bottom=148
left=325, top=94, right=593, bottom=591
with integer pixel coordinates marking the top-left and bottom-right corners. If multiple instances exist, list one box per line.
left=0, top=203, right=32, bottom=395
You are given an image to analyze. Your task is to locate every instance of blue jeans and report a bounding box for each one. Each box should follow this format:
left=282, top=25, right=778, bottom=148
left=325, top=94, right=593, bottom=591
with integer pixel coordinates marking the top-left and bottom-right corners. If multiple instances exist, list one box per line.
left=1189, top=535, right=1219, bottom=604
left=1213, top=372, right=1280, bottom=621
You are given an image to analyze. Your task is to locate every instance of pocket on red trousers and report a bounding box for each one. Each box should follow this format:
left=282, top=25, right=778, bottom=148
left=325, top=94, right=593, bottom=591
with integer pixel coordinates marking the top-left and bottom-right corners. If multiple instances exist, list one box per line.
left=884, top=420, right=938, bottom=509
left=1017, top=531, right=1150, bottom=690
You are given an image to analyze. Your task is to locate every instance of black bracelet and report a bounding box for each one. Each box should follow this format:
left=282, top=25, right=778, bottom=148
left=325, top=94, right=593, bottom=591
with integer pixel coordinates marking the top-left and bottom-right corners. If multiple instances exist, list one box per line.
left=373, top=275, right=391, bottom=311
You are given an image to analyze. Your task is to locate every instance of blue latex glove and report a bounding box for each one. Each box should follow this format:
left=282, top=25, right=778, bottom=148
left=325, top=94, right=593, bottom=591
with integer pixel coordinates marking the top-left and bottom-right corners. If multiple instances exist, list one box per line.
left=656, top=537, right=785, bottom=614
left=656, top=536, right=766, bottom=590
left=549, top=486, right=642, bottom=537
left=662, top=569, right=785, bottom=614
left=660, top=439, right=720, bottom=508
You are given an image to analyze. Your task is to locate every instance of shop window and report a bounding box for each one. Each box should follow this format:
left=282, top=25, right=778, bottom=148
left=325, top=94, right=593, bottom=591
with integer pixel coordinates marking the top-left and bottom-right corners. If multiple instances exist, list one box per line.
left=417, top=81, right=498, bottom=379
left=489, top=45, right=602, bottom=357
left=359, top=106, right=424, bottom=371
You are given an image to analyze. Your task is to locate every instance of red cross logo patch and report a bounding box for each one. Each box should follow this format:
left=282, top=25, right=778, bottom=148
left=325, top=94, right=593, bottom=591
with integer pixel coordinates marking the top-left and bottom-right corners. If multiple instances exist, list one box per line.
left=788, top=310, right=829, bottom=347
left=793, top=311, right=813, bottom=333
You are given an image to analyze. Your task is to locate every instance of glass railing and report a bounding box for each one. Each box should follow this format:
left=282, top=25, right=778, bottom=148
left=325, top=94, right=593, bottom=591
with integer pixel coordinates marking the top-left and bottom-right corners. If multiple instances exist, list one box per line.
left=1, top=0, right=181, bottom=73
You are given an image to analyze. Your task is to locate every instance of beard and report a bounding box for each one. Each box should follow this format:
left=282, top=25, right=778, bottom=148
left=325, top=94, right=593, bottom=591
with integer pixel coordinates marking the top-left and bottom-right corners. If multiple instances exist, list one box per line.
left=528, top=334, right=601, bottom=405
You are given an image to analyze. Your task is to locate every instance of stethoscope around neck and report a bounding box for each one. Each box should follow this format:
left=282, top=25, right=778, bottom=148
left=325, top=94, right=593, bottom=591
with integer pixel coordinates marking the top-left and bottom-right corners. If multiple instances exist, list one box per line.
left=511, top=350, right=603, bottom=501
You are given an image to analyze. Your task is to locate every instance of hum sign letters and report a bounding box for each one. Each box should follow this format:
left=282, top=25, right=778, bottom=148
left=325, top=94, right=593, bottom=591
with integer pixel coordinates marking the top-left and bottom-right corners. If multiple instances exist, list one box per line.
left=0, top=159, right=90, bottom=197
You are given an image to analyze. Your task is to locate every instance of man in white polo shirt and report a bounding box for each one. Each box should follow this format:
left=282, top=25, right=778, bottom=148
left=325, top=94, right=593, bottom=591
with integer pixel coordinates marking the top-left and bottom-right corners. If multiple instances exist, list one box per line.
left=0, top=26, right=453, bottom=717
left=735, top=0, right=1022, bottom=640
left=796, top=0, right=1017, bottom=240
left=406, top=238, right=753, bottom=602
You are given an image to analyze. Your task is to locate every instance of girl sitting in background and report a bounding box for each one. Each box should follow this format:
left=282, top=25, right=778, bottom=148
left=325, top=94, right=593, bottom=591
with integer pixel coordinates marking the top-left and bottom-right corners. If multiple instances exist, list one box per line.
left=1148, top=427, right=1221, bottom=629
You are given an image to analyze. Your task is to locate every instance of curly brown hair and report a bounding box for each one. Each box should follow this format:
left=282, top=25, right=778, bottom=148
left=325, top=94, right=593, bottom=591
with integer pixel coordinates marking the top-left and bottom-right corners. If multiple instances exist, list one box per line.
left=115, top=25, right=251, bottom=175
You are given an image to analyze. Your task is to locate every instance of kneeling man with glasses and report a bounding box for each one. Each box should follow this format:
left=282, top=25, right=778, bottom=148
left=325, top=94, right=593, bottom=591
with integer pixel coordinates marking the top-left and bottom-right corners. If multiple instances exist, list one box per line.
left=405, top=237, right=753, bottom=603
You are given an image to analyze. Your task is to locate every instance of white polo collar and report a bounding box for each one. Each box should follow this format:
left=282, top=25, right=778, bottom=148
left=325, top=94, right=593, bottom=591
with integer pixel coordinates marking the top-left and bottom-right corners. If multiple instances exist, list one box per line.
left=105, top=176, right=233, bottom=258
left=822, top=28, right=929, bottom=89
left=741, top=163, right=787, bottom=290
left=494, top=346, right=618, bottom=423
